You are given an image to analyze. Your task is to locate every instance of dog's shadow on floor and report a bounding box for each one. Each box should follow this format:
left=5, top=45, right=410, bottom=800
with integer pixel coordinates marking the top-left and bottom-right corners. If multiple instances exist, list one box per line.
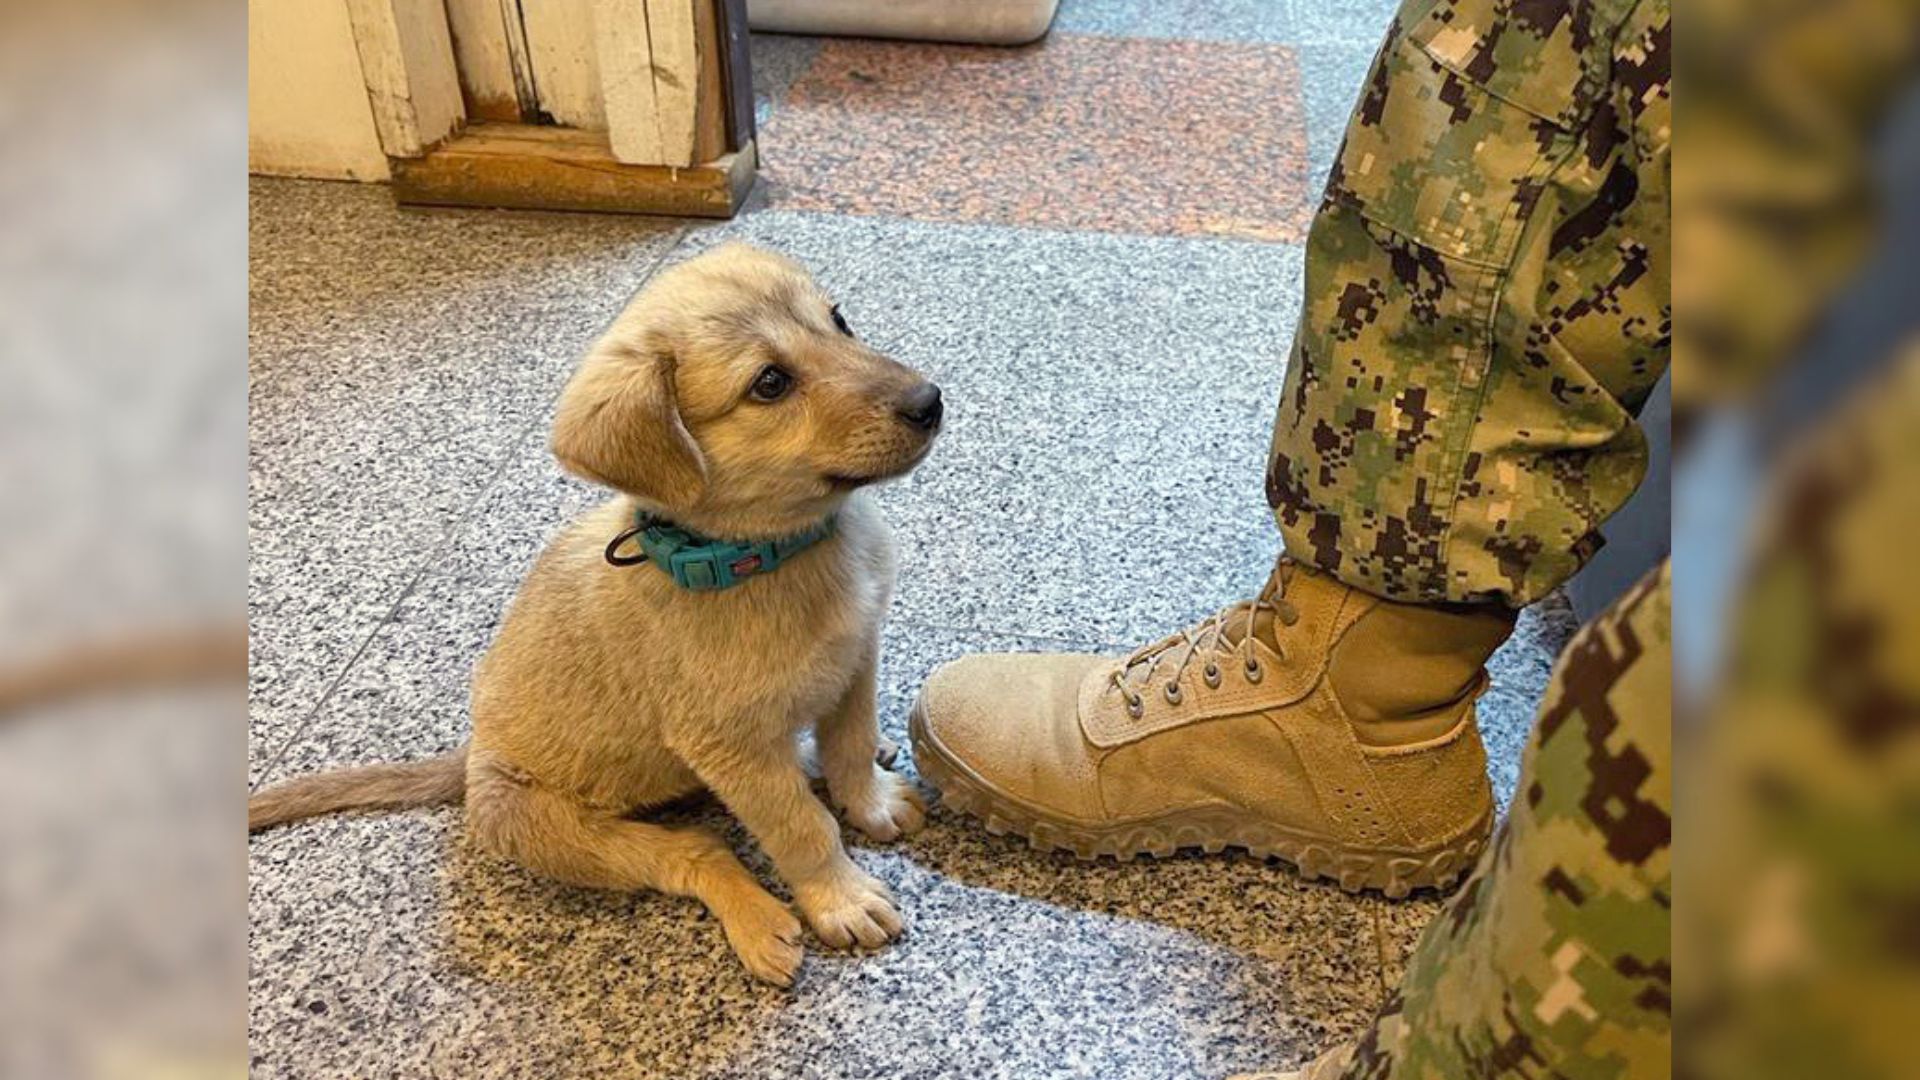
left=435, top=792, right=780, bottom=983
left=431, top=795, right=809, bottom=1071
left=881, top=776, right=1421, bottom=1047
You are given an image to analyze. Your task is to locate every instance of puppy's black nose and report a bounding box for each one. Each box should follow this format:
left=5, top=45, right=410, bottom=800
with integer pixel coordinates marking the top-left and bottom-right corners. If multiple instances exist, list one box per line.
left=896, top=383, right=943, bottom=432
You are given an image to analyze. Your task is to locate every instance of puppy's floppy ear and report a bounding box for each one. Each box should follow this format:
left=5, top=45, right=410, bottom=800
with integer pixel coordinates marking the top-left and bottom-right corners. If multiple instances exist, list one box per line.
left=550, top=331, right=706, bottom=508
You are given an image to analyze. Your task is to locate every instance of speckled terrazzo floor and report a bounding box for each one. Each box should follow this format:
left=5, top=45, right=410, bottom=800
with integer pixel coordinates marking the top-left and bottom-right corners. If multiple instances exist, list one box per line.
left=248, top=3, right=1577, bottom=1077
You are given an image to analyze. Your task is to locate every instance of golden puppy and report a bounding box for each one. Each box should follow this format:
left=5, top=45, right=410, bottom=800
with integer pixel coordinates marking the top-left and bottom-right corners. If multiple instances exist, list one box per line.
left=250, top=244, right=943, bottom=985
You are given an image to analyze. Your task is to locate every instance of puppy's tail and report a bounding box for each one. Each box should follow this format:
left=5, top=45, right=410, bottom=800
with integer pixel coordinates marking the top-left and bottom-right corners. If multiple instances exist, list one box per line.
left=248, top=746, right=468, bottom=832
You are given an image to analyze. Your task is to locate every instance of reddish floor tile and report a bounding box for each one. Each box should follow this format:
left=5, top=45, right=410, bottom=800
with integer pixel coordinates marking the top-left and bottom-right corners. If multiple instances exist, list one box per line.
left=761, top=34, right=1314, bottom=242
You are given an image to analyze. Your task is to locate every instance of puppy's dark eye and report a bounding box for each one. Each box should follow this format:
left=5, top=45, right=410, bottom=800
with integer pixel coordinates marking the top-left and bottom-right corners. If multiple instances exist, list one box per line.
left=748, top=365, right=793, bottom=402
left=830, top=305, right=854, bottom=337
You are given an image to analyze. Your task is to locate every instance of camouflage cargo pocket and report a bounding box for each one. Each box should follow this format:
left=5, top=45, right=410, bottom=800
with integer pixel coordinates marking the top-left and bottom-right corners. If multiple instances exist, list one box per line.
left=1269, top=0, right=1619, bottom=601
left=1331, top=0, right=1611, bottom=266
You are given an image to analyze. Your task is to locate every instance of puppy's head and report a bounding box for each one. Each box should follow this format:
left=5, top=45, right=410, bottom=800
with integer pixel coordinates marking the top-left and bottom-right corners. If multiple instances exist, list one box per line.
left=552, top=243, right=943, bottom=538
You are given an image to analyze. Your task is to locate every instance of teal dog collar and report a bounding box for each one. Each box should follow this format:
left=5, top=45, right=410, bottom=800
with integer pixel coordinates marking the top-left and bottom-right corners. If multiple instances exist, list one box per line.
left=604, top=512, right=835, bottom=591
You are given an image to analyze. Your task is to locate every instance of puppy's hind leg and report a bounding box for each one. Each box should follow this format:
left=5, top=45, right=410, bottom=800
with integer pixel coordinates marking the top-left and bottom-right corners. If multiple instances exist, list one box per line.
left=465, top=767, right=803, bottom=987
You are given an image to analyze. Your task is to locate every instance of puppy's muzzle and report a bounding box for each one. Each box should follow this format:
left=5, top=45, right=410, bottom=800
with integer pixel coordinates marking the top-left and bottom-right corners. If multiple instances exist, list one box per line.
left=896, top=383, right=944, bottom=434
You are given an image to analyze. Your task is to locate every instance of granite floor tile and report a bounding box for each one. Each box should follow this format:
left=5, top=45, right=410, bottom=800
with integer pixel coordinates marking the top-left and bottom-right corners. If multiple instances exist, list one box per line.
left=749, top=31, right=824, bottom=127
left=1282, top=0, right=1400, bottom=46
left=1295, top=43, right=1380, bottom=193
left=1053, top=0, right=1301, bottom=43
left=247, top=554, right=419, bottom=783
left=252, top=451, right=602, bottom=785
left=250, top=807, right=1390, bottom=1080
left=244, top=418, right=530, bottom=783
left=1372, top=890, right=1448, bottom=996
left=888, top=494, right=1285, bottom=645
left=250, top=544, right=516, bottom=786
left=248, top=180, right=677, bottom=422
left=248, top=180, right=678, bottom=497
left=760, top=35, right=1313, bottom=241
left=247, top=179, right=680, bottom=778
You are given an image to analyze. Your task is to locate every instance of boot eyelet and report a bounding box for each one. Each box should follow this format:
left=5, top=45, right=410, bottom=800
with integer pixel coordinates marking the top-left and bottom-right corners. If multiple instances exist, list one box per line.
left=1203, top=664, right=1221, bottom=689
left=1164, top=682, right=1183, bottom=705
left=1126, top=693, right=1145, bottom=718
left=1244, top=658, right=1263, bottom=684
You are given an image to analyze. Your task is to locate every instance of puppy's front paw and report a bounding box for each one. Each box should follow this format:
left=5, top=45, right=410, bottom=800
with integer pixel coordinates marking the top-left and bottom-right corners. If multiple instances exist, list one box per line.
left=719, top=891, right=805, bottom=988
left=841, top=769, right=926, bottom=843
left=795, top=870, right=904, bottom=950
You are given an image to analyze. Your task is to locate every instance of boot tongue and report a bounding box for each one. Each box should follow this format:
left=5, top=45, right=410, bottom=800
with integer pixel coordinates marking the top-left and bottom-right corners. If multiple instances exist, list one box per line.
left=1220, top=559, right=1293, bottom=653
left=1210, top=602, right=1265, bottom=652
left=1122, top=565, right=1291, bottom=686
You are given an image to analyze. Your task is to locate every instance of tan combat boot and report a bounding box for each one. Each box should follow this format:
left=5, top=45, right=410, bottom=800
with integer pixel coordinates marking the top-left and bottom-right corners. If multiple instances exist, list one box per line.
left=909, top=559, right=1513, bottom=896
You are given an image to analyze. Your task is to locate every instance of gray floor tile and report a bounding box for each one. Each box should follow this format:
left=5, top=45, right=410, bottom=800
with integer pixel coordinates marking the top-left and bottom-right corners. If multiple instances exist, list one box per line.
left=887, top=493, right=1285, bottom=644
left=252, top=447, right=600, bottom=784
left=1372, top=890, right=1447, bottom=994
left=246, top=179, right=681, bottom=778
left=750, top=31, right=824, bottom=127
left=251, top=548, right=492, bottom=786
left=247, top=180, right=678, bottom=508
left=246, top=429, right=522, bottom=779
left=1295, top=42, right=1378, bottom=193
left=1053, top=0, right=1302, bottom=43
left=247, top=551, right=417, bottom=782
left=1283, top=0, right=1399, bottom=46
left=250, top=809, right=1388, bottom=1080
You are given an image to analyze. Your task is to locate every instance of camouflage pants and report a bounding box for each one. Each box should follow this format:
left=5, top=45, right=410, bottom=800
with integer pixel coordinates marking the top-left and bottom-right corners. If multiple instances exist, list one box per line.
left=1265, top=0, right=1672, bottom=607
left=1331, top=562, right=1671, bottom=1079
left=1261, top=0, right=1676, bottom=1075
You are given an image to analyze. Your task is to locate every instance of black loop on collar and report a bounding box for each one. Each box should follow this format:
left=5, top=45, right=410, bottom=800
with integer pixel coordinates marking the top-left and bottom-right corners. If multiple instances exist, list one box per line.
left=604, top=523, right=650, bottom=567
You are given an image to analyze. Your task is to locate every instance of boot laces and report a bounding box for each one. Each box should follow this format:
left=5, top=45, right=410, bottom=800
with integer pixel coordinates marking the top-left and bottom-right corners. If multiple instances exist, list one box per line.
left=1108, top=566, right=1300, bottom=718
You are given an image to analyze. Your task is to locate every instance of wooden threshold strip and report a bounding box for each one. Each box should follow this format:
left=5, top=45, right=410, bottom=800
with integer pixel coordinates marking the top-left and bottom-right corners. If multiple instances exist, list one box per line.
left=391, top=123, right=756, bottom=218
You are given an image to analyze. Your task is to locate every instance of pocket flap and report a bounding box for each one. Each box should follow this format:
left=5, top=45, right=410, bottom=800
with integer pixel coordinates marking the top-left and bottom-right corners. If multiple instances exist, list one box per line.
left=1408, top=0, right=1618, bottom=127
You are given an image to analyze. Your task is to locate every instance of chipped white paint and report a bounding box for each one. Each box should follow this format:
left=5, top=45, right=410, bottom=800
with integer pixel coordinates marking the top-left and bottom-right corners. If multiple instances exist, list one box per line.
left=521, top=0, right=607, bottom=129
left=444, top=0, right=527, bottom=120
left=344, top=0, right=465, bottom=157
left=594, top=0, right=667, bottom=163
left=594, top=0, right=715, bottom=166
left=643, top=0, right=703, bottom=166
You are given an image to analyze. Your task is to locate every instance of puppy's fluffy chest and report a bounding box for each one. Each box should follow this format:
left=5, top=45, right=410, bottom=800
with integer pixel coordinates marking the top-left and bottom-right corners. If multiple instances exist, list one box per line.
left=651, top=532, right=887, bottom=729
left=567, top=493, right=893, bottom=737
